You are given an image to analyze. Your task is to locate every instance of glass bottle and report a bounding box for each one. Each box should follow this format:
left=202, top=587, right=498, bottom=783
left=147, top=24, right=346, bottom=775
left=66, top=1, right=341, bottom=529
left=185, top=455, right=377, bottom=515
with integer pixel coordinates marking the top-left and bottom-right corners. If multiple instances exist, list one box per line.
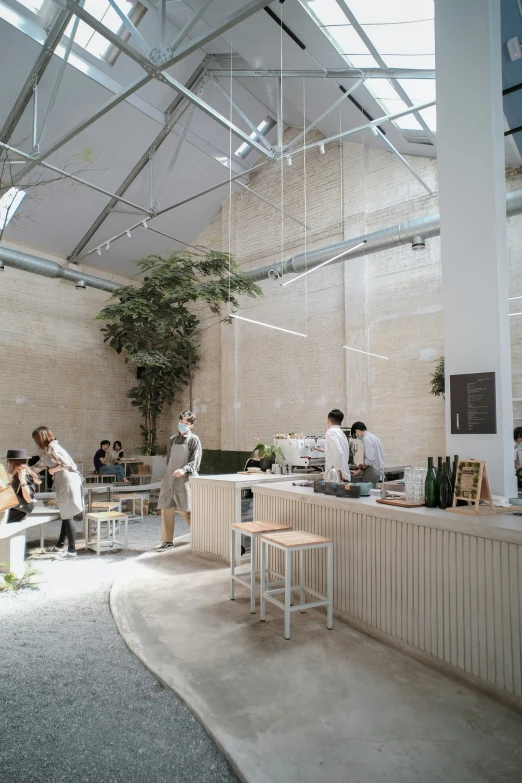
left=434, top=457, right=443, bottom=507
left=451, top=455, right=459, bottom=497
left=425, top=457, right=437, bottom=508
left=439, top=460, right=453, bottom=510
left=446, top=456, right=453, bottom=504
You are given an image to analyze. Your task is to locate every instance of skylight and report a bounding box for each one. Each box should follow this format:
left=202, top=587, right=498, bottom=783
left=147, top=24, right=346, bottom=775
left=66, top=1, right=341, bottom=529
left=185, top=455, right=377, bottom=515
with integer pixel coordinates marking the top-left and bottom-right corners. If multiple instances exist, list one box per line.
left=235, top=118, right=276, bottom=158
left=0, top=188, right=26, bottom=231
left=64, top=0, right=136, bottom=60
left=15, top=0, right=45, bottom=14
left=301, top=0, right=436, bottom=134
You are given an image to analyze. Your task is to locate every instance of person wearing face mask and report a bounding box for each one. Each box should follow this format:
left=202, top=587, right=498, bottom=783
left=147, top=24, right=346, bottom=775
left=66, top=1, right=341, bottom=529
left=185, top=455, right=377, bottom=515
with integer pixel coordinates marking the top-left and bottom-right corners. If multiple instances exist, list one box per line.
left=351, top=421, right=385, bottom=486
left=156, top=410, right=202, bottom=550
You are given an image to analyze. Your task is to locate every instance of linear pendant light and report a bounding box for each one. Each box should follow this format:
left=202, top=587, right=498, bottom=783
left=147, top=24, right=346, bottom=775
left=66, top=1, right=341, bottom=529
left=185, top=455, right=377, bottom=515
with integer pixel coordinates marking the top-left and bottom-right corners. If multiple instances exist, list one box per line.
left=342, top=344, right=390, bottom=360
left=509, top=311, right=522, bottom=317
left=281, top=240, right=367, bottom=287
left=229, top=313, right=307, bottom=337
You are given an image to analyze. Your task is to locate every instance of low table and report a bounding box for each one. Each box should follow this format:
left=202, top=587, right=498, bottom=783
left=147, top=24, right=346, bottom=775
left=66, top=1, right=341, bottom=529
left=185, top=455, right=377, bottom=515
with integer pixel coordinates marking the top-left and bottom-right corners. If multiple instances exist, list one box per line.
left=0, top=506, right=61, bottom=576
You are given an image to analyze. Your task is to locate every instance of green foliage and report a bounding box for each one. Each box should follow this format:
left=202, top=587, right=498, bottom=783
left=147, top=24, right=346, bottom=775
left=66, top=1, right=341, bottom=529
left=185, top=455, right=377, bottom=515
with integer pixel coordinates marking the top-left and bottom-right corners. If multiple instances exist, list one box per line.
left=430, top=356, right=445, bottom=398
left=97, top=250, right=261, bottom=454
left=253, top=443, right=284, bottom=460
left=0, top=562, right=40, bottom=592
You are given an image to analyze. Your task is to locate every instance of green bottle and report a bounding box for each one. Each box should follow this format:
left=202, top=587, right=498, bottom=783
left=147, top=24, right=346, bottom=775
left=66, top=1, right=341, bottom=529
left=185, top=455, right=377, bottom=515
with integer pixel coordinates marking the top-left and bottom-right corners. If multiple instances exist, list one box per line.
left=434, top=457, right=443, bottom=507
left=451, top=455, right=459, bottom=497
left=425, top=457, right=437, bottom=508
left=439, top=459, right=453, bottom=510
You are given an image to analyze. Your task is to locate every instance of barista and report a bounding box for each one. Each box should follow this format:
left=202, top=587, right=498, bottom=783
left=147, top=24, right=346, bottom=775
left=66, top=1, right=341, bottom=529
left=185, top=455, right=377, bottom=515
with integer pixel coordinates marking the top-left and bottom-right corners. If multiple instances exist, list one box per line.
left=514, top=427, right=522, bottom=488
left=351, top=421, right=385, bottom=486
left=324, top=409, right=351, bottom=481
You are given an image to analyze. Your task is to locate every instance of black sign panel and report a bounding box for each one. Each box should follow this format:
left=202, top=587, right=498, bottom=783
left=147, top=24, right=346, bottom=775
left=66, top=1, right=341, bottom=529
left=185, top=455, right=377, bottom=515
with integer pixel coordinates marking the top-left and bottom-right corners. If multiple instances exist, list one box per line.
left=450, top=372, right=497, bottom=435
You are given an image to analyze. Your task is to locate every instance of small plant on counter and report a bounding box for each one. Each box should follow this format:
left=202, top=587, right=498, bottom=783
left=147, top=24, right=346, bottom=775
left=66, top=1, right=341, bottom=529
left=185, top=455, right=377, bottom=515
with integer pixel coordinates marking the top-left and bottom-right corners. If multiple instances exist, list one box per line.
left=430, top=356, right=445, bottom=398
left=252, top=443, right=284, bottom=461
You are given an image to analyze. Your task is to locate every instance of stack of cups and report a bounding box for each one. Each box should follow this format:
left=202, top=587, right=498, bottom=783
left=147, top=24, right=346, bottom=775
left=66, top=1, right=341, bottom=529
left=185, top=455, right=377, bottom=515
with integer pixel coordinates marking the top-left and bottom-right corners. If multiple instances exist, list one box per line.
left=413, top=467, right=427, bottom=504
left=403, top=467, right=413, bottom=503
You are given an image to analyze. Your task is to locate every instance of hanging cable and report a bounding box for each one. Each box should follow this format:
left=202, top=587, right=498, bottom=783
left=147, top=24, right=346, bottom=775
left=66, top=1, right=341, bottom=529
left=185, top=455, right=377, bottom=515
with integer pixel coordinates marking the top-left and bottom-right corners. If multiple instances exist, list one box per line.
left=228, top=34, right=233, bottom=306
left=303, top=75, right=308, bottom=333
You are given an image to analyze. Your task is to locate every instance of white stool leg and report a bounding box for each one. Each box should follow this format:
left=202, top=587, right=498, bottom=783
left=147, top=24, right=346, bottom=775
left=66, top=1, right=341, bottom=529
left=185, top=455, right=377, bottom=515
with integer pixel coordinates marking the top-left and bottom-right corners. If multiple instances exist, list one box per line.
left=284, top=548, right=292, bottom=640
left=40, top=523, right=45, bottom=549
left=300, top=548, right=306, bottom=613
left=250, top=534, right=256, bottom=614
left=140, top=497, right=144, bottom=523
left=124, top=515, right=128, bottom=548
left=96, top=520, right=101, bottom=556
left=260, top=540, right=266, bottom=622
left=327, top=543, right=333, bottom=630
left=230, top=527, right=236, bottom=600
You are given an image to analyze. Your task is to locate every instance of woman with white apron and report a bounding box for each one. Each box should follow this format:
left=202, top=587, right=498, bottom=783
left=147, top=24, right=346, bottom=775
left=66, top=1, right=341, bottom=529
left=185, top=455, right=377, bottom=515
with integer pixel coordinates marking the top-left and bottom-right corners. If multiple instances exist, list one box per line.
left=32, top=426, right=84, bottom=558
left=156, top=411, right=202, bottom=550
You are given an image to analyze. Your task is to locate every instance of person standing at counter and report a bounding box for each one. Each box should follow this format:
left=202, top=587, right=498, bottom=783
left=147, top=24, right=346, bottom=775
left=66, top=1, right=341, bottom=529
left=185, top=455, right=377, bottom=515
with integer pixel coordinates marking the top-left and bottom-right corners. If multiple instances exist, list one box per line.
left=324, top=409, right=351, bottom=481
left=351, top=422, right=385, bottom=486
left=156, top=410, right=202, bottom=550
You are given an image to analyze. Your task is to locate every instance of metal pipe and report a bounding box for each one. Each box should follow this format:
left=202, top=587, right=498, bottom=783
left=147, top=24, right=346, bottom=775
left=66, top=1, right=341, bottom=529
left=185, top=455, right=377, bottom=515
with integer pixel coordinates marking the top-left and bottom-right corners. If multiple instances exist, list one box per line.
left=206, top=68, right=436, bottom=80
left=246, top=187, right=522, bottom=281
left=0, top=246, right=120, bottom=292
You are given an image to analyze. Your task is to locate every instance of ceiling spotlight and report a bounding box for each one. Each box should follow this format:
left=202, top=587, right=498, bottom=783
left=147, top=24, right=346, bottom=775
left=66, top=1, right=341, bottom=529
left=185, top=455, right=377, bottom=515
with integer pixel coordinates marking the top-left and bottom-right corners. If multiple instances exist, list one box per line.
left=412, top=235, right=426, bottom=251
left=75, top=279, right=86, bottom=290
left=96, top=247, right=101, bottom=255
left=126, top=230, right=131, bottom=238
left=287, top=156, right=292, bottom=166
left=371, top=126, right=379, bottom=137
left=0, top=259, right=4, bottom=271
left=319, top=143, right=325, bottom=155
left=105, top=242, right=110, bottom=251
left=142, top=219, right=148, bottom=229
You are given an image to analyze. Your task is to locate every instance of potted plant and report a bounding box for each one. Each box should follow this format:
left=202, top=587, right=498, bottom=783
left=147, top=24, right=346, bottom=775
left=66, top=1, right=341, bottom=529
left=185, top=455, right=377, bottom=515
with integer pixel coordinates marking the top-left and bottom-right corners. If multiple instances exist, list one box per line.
left=252, top=443, right=284, bottom=472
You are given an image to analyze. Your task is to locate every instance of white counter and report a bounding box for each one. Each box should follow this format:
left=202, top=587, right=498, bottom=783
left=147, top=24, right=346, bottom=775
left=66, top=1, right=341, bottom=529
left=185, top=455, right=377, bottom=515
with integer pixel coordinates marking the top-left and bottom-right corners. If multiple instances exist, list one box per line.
left=190, top=473, right=309, bottom=562
left=253, top=482, right=522, bottom=703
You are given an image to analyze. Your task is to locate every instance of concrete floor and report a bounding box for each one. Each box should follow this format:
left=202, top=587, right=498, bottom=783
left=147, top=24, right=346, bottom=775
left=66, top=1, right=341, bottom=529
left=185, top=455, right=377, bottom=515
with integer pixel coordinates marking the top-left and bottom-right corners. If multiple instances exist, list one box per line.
left=111, top=547, right=522, bottom=783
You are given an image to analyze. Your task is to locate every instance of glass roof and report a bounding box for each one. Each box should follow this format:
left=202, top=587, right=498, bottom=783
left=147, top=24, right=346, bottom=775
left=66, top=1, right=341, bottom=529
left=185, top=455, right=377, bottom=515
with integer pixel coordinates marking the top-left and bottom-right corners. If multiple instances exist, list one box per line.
left=64, top=0, right=134, bottom=60
left=303, top=0, right=436, bottom=134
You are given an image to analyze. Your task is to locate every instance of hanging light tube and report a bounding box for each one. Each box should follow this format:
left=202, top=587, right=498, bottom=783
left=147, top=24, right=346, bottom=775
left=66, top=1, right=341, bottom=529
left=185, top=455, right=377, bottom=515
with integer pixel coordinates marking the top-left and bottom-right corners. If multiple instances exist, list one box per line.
left=229, top=313, right=307, bottom=337
left=509, top=295, right=522, bottom=301
left=342, top=345, right=390, bottom=360
left=509, top=311, right=522, bottom=317
left=281, top=241, right=367, bottom=287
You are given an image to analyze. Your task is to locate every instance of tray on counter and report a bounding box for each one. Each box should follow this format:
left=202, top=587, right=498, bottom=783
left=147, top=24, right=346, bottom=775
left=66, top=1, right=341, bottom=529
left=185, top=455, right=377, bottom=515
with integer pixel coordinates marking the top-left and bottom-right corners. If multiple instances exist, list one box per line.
left=376, top=498, right=425, bottom=509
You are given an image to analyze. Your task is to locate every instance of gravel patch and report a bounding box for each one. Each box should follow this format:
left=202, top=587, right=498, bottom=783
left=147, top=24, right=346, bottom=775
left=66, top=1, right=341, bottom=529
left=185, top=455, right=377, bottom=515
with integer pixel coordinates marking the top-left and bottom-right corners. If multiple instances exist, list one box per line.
left=0, top=516, right=240, bottom=783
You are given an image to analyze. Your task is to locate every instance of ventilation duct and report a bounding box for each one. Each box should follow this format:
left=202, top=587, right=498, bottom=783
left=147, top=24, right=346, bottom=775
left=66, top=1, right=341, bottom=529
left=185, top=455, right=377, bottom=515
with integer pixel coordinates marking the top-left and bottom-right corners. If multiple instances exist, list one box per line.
left=0, top=246, right=120, bottom=292
left=247, top=187, right=522, bottom=282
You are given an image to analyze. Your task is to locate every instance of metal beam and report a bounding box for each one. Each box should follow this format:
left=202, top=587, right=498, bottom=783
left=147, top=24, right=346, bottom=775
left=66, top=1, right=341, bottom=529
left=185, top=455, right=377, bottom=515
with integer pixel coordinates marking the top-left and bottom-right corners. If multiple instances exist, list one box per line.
left=68, top=62, right=207, bottom=260
left=237, top=182, right=310, bottom=229
left=168, top=0, right=214, bottom=52
left=0, top=141, right=151, bottom=213
left=285, top=100, right=436, bottom=157
left=214, top=79, right=273, bottom=151
left=334, top=0, right=436, bottom=145
left=154, top=104, right=196, bottom=210
left=0, top=8, right=72, bottom=143
left=286, top=72, right=364, bottom=151
left=15, top=0, right=271, bottom=183
left=206, top=67, right=436, bottom=80
left=157, top=0, right=166, bottom=49
left=374, top=128, right=434, bottom=195
left=106, top=0, right=151, bottom=55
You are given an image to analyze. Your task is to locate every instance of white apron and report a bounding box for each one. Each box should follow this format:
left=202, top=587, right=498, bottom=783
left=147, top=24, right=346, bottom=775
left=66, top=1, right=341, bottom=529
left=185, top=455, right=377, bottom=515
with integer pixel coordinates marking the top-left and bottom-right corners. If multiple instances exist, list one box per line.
left=157, top=438, right=196, bottom=512
left=41, top=451, right=84, bottom=520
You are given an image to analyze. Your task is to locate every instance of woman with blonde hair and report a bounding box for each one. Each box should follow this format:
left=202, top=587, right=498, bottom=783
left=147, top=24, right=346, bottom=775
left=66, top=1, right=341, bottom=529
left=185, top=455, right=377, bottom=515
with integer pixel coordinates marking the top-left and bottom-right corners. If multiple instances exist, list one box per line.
left=32, top=427, right=83, bottom=558
left=5, top=449, right=39, bottom=523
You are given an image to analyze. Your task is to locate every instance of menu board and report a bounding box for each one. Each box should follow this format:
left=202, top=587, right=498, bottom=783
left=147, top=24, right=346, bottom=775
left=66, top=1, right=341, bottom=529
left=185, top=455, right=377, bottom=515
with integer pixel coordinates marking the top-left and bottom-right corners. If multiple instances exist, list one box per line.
left=453, top=460, right=482, bottom=502
left=450, top=372, right=496, bottom=435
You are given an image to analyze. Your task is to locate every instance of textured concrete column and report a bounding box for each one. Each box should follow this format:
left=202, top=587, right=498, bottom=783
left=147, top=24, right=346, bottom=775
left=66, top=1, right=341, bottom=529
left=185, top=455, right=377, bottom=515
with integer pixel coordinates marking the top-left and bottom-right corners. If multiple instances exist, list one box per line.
left=435, top=0, right=514, bottom=495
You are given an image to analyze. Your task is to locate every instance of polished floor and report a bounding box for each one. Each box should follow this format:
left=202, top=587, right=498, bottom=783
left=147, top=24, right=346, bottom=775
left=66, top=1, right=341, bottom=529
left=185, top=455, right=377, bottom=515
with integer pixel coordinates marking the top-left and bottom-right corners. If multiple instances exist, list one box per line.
left=112, top=546, right=522, bottom=783
left=0, top=518, right=239, bottom=783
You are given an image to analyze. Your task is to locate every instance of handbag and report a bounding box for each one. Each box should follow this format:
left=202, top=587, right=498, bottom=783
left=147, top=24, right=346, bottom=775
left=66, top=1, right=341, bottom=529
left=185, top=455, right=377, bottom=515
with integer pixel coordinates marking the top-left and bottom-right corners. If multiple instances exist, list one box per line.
left=0, top=485, right=20, bottom=513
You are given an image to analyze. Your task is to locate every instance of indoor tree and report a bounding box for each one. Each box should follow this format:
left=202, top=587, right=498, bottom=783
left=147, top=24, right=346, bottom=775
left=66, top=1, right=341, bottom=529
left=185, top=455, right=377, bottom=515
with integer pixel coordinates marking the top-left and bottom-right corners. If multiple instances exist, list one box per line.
left=97, top=250, right=261, bottom=455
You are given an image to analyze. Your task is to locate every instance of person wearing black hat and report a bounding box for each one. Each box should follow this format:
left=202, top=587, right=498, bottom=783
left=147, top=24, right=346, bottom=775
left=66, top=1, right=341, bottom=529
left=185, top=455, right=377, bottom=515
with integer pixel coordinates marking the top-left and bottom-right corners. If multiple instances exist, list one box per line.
left=6, top=449, right=40, bottom=524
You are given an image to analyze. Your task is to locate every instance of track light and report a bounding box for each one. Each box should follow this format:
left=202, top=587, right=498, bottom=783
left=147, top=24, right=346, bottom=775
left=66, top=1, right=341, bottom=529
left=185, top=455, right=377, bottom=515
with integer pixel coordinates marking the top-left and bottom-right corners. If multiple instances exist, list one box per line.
left=0, top=259, right=4, bottom=271
left=142, top=219, right=148, bottom=229
left=96, top=247, right=101, bottom=255
left=75, top=279, right=86, bottom=290
left=411, top=235, right=426, bottom=251
left=371, top=126, right=379, bottom=137
left=105, top=242, right=110, bottom=251
left=287, top=156, right=292, bottom=166
left=126, top=230, right=131, bottom=238
left=319, top=143, right=325, bottom=155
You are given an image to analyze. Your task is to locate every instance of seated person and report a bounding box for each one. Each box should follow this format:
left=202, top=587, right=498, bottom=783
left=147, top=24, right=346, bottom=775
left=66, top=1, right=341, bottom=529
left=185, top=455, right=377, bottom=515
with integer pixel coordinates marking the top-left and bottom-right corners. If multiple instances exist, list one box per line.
left=93, top=440, right=129, bottom=483
left=350, top=422, right=385, bottom=486
left=6, top=448, right=39, bottom=523
left=112, top=441, right=125, bottom=463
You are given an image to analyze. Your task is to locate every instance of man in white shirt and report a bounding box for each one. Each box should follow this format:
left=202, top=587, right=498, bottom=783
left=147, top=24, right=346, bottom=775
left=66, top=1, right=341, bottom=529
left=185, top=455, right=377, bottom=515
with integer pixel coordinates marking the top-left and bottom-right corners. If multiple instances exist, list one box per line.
left=352, top=421, right=385, bottom=486
left=324, top=409, right=351, bottom=481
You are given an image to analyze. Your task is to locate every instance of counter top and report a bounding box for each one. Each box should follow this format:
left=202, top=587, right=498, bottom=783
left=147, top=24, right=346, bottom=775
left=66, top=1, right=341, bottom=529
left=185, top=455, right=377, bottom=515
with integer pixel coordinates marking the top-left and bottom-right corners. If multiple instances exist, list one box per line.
left=253, top=482, right=522, bottom=544
left=190, top=473, right=310, bottom=487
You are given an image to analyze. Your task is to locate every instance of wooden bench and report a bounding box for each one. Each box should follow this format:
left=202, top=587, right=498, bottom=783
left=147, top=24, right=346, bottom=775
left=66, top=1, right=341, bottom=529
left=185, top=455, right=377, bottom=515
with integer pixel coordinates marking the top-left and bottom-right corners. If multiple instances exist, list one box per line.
left=0, top=506, right=61, bottom=577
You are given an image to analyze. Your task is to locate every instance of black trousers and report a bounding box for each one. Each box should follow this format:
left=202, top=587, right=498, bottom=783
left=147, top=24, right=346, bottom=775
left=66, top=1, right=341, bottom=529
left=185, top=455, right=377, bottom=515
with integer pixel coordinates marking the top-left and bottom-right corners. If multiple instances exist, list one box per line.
left=57, top=518, right=76, bottom=552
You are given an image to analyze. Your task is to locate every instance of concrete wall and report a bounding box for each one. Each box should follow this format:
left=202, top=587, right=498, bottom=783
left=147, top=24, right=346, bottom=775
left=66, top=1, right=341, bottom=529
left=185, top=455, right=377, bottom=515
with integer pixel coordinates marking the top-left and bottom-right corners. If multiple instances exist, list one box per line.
left=181, top=131, right=522, bottom=468
left=0, top=240, right=143, bottom=469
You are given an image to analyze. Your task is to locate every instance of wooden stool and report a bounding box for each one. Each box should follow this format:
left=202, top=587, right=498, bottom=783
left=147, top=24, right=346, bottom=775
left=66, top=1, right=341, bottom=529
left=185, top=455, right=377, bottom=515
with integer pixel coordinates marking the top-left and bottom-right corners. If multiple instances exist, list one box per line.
left=112, top=493, right=145, bottom=523
left=85, top=511, right=128, bottom=556
left=84, top=474, right=100, bottom=484
left=99, top=474, right=116, bottom=484
left=89, top=501, right=120, bottom=512
left=259, top=530, right=333, bottom=640
left=230, top=521, right=292, bottom=613
left=130, top=474, right=152, bottom=485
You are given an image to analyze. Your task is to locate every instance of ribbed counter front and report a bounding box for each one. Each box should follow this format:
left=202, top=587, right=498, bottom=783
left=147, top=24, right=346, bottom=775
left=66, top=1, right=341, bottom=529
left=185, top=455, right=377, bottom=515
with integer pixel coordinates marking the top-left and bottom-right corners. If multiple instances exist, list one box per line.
left=253, top=482, right=522, bottom=703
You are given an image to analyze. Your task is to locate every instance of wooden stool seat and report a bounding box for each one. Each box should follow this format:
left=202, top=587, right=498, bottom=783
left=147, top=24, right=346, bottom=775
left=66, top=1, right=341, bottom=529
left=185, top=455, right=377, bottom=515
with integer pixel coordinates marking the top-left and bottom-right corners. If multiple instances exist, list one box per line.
left=231, top=520, right=292, bottom=534
left=90, top=501, right=120, bottom=511
left=85, top=511, right=128, bottom=556
left=112, top=493, right=145, bottom=524
left=112, top=493, right=144, bottom=500
left=87, top=511, right=127, bottom=520
left=230, top=521, right=293, bottom=614
left=260, top=531, right=332, bottom=548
